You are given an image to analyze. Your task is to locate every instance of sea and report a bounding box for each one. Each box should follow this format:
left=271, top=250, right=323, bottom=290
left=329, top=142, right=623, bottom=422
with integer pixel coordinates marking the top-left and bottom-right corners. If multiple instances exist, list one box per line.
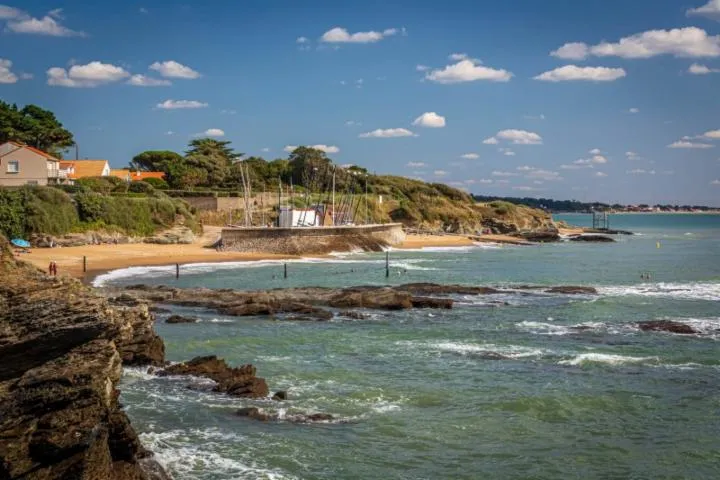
left=99, top=214, right=720, bottom=480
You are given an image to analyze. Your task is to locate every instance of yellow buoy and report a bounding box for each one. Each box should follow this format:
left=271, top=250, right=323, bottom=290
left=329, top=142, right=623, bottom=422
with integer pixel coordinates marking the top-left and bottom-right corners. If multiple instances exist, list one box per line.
left=656, top=241, right=661, bottom=249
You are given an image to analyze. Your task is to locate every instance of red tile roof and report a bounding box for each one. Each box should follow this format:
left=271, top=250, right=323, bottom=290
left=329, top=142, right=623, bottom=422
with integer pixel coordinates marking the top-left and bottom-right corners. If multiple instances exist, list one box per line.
left=3, top=141, right=60, bottom=162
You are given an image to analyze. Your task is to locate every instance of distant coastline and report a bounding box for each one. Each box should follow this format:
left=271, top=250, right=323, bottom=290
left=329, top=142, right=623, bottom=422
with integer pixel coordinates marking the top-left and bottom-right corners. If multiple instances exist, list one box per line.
left=554, top=211, right=720, bottom=215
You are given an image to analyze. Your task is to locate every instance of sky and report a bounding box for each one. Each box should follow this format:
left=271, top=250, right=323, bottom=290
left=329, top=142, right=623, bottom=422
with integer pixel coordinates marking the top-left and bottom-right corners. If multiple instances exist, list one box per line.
left=1, top=0, right=720, bottom=206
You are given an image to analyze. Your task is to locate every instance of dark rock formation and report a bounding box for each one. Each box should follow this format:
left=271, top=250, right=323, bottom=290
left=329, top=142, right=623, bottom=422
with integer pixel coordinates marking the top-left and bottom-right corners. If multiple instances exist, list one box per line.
left=396, top=283, right=501, bottom=295
left=165, top=315, right=198, bottom=324
left=235, top=407, right=335, bottom=423
left=338, top=310, right=369, bottom=320
left=157, top=355, right=268, bottom=398
left=272, top=391, right=288, bottom=401
left=411, top=297, right=453, bottom=309
left=583, top=228, right=634, bottom=235
left=0, top=237, right=168, bottom=479
left=638, top=320, right=698, bottom=334
left=569, top=235, right=615, bottom=243
left=516, top=230, right=562, bottom=243
left=544, top=286, right=598, bottom=295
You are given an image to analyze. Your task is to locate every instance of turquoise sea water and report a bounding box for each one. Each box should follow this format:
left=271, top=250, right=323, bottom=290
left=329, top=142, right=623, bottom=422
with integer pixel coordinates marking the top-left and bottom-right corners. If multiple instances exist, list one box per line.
left=108, top=214, right=720, bottom=479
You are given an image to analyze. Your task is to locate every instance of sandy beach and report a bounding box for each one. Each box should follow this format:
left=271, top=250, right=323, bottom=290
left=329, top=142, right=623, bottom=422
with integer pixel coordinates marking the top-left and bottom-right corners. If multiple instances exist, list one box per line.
left=19, top=227, right=525, bottom=281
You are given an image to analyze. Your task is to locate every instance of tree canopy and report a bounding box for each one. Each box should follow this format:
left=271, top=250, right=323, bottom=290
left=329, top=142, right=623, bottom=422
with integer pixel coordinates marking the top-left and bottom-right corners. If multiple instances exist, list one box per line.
left=0, top=102, right=75, bottom=157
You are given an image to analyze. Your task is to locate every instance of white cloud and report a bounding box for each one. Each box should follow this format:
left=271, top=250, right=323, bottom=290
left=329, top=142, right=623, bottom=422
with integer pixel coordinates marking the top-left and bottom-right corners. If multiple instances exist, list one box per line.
left=516, top=165, right=534, bottom=171
left=495, top=129, right=543, bottom=145
left=283, top=144, right=340, bottom=153
left=667, top=140, right=714, bottom=149
left=139, top=7, right=148, bottom=14
left=0, top=59, right=18, bottom=84
left=460, top=153, right=479, bottom=159
left=626, top=151, right=641, bottom=160
left=560, top=164, right=591, bottom=170
left=433, top=170, right=448, bottom=176
left=629, top=107, right=640, bottom=113
left=589, top=148, right=602, bottom=155
left=553, top=27, right=720, bottom=60
left=513, top=186, right=540, bottom=192
left=47, top=61, right=130, bottom=87
left=261, top=147, right=270, bottom=152
left=687, top=0, right=720, bottom=20
left=551, top=42, right=590, bottom=60
left=534, top=65, right=626, bottom=82
left=711, top=179, right=720, bottom=185
left=156, top=99, right=209, bottom=109
left=296, top=36, right=309, bottom=44
left=595, top=172, right=608, bottom=177
left=406, top=161, right=426, bottom=167
left=127, top=74, right=171, bottom=87
left=359, top=128, right=415, bottom=138
left=412, top=112, right=446, bottom=128
left=522, top=168, right=562, bottom=181
left=416, top=64, right=430, bottom=72
left=575, top=154, right=608, bottom=165
left=701, top=129, right=720, bottom=139
left=425, top=59, right=512, bottom=84
left=492, top=170, right=519, bottom=177
left=165, top=131, right=174, bottom=135
left=345, top=120, right=361, bottom=126
left=4, top=6, right=85, bottom=37
left=478, top=179, right=493, bottom=184
left=628, top=169, right=647, bottom=174
left=500, top=148, right=516, bottom=156
left=197, top=128, right=224, bottom=137
left=149, top=61, right=201, bottom=79
left=483, top=137, right=499, bottom=145
left=689, top=63, right=720, bottom=74
left=320, top=27, right=397, bottom=44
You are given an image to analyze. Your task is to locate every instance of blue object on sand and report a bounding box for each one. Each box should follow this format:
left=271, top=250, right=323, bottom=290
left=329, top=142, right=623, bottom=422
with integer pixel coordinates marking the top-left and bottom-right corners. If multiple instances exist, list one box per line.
left=11, top=239, right=31, bottom=248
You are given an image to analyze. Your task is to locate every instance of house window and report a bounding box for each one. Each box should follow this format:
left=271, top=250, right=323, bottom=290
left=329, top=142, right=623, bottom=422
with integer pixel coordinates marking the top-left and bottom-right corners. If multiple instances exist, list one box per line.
left=7, top=160, right=19, bottom=173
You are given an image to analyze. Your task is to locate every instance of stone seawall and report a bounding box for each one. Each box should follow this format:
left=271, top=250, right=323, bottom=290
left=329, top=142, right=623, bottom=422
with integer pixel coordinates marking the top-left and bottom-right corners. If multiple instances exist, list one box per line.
left=221, top=224, right=405, bottom=255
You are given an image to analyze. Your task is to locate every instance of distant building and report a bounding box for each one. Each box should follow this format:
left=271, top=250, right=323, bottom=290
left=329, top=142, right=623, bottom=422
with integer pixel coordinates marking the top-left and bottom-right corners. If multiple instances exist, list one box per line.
left=0, top=141, right=64, bottom=186
left=109, top=169, right=166, bottom=182
left=59, top=160, right=111, bottom=180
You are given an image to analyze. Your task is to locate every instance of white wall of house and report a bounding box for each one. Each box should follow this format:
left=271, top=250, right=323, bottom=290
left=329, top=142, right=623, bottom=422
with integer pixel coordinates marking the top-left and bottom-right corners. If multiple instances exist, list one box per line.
left=0, top=144, right=56, bottom=186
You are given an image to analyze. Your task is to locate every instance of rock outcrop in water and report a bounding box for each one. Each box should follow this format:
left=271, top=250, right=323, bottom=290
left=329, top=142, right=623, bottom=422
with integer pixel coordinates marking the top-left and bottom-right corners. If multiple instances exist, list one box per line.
left=638, top=320, right=698, bottom=335
left=157, top=355, right=269, bottom=398
left=569, top=235, right=615, bottom=243
left=109, top=283, right=598, bottom=322
left=0, top=237, right=168, bottom=480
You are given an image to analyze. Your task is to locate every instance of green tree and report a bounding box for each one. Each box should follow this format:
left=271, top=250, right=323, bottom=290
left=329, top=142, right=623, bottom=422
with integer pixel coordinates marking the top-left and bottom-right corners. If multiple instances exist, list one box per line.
left=0, top=102, right=75, bottom=157
left=129, top=150, right=184, bottom=172
left=185, top=138, right=242, bottom=187
left=287, top=146, right=332, bottom=186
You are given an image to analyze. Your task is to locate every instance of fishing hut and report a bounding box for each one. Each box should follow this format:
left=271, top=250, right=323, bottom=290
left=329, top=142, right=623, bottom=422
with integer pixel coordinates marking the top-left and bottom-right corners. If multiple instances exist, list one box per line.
left=592, top=211, right=610, bottom=230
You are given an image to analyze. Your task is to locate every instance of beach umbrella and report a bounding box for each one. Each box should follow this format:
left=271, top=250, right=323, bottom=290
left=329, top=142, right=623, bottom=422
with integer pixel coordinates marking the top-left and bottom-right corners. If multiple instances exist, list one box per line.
left=10, top=239, right=31, bottom=248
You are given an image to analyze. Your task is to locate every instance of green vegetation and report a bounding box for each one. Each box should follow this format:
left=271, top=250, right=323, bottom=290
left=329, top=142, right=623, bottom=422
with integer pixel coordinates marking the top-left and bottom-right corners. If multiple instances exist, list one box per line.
left=0, top=102, right=75, bottom=157
left=0, top=186, right=199, bottom=239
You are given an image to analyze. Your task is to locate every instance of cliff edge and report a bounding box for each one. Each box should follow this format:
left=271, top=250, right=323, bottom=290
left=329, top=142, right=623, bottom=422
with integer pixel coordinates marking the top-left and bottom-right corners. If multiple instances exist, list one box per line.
left=0, top=237, right=168, bottom=479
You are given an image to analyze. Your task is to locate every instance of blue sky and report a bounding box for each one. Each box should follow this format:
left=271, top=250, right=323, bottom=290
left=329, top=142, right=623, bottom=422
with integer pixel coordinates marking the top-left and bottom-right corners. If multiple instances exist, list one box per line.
left=2, top=0, right=720, bottom=205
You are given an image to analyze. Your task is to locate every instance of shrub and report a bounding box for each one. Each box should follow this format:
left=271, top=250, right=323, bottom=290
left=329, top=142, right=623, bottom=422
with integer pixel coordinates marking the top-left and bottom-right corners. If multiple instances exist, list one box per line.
left=128, top=181, right=156, bottom=195
left=143, top=177, right=169, bottom=189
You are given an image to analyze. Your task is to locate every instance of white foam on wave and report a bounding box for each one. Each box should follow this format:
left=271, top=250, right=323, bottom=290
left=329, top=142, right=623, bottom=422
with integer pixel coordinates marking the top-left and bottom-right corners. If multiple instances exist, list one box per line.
left=390, top=245, right=476, bottom=253
left=140, top=429, right=297, bottom=480
left=598, top=282, right=720, bottom=301
left=400, top=340, right=547, bottom=359
left=559, top=353, right=659, bottom=366
left=516, top=321, right=607, bottom=336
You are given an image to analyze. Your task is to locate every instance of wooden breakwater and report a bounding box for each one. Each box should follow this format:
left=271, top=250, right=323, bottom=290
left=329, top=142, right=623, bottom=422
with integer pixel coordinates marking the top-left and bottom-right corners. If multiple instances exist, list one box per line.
left=221, top=224, right=405, bottom=255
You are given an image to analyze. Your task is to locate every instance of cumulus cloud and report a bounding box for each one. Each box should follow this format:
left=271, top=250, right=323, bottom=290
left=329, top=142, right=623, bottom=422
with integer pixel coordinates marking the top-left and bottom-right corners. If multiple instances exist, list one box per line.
left=127, top=74, right=171, bottom=87
left=589, top=148, right=602, bottom=154
left=198, top=128, right=225, bottom=137
left=149, top=61, right=201, bottom=79
left=283, top=144, right=340, bottom=154
left=550, top=27, right=720, bottom=60
left=534, top=65, right=626, bottom=82
left=629, top=107, right=640, bottom=113
left=667, top=140, right=714, bottom=149
left=626, top=151, right=641, bottom=160
left=499, top=148, right=516, bottom=156
left=0, top=59, right=18, bottom=84
left=433, top=170, right=448, bottom=176
left=595, top=172, right=608, bottom=177
left=711, top=179, right=720, bottom=185
left=412, top=112, right=446, bottom=128
left=406, top=161, right=426, bottom=167
left=460, top=153, right=479, bottom=159
left=425, top=59, right=512, bottom=83
left=575, top=154, right=608, bottom=165
left=687, top=0, right=720, bottom=20
left=296, top=36, right=309, bottom=44
left=701, top=129, right=720, bottom=139
left=359, top=128, right=415, bottom=138
left=47, top=61, right=130, bottom=87
left=492, top=170, right=519, bottom=177
left=491, top=129, right=543, bottom=145
left=551, top=42, right=589, bottom=60
left=320, top=26, right=397, bottom=44
left=2, top=5, right=85, bottom=37
left=416, top=64, right=430, bottom=72
left=689, top=63, right=720, bottom=74
left=156, top=99, right=209, bottom=109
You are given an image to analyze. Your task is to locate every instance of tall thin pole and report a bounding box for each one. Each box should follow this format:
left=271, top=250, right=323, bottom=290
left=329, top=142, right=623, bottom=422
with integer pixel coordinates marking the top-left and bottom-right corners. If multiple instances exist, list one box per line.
left=332, top=166, right=336, bottom=226
left=277, top=176, right=282, bottom=227
left=365, top=175, right=369, bottom=225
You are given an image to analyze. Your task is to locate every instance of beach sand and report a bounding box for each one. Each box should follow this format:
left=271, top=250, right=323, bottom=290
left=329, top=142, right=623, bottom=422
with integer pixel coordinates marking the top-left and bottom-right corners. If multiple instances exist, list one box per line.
left=19, top=228, right=526, bottom=281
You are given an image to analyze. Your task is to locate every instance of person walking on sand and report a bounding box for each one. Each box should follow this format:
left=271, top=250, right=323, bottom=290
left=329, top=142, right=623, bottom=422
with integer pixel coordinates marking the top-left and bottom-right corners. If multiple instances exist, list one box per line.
left=51, top=261, right=57, bottom=276
left=48, top=262, right=53, bottom=276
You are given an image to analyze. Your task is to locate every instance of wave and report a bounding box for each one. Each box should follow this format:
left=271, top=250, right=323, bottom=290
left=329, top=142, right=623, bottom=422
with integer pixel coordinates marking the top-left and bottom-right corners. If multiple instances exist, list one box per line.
left=140, top=429, right=297, bottom=480
left=515, top=321, right=608, bottom=336
left=559, top=353, right=659, bottom=366
left=400, top=340, right=548, bottom=360
left=597, top=282, right=720, bottom=301
left=390, top=245, right=477, bottom=253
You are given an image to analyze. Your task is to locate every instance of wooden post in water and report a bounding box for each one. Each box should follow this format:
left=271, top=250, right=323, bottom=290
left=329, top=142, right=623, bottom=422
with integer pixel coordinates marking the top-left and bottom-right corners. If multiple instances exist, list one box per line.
left=176, top=263, right=179, bottom=279
left=385, top=251, right=390, bottom=278
left=284, top=263, right=288, bottom=279
left=82, top=256, right=87, bottom=273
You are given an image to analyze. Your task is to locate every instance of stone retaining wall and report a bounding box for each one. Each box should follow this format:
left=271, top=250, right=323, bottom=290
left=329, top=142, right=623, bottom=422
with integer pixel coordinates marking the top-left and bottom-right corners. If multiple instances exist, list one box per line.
left=221, top=224, right=405, bottom=255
